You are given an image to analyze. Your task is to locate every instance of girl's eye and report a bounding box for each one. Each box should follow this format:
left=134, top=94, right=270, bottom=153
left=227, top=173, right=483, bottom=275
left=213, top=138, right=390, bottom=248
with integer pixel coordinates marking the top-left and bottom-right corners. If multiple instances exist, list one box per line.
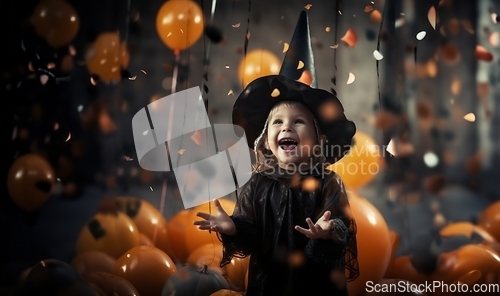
left=295, top=119, right=305, bottom=124
left=273, top=119, right=282, bottom=124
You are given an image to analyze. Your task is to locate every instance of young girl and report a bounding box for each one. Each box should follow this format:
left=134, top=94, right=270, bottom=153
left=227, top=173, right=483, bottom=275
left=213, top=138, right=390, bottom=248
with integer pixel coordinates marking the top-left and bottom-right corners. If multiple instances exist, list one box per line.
left=194, top=74, right=359, bottom=296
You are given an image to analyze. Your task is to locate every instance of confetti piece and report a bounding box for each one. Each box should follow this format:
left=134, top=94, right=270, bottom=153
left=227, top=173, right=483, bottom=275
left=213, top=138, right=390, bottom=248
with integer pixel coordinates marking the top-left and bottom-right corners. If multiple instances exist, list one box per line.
left=150, top=186, right=153, bottom=191
left=124, top=156, right=133, bottom=161
left=341, top=28, right=358, bottom=47
left=167, top=32, right=172, bottom=37
left=451, top=77, right=461, bottom=95
left=54, top=122, right=59, bottom=130
left=428, top=6, right=436, bottom=29
left=178, top=149, right=185, bottom=155
left=325, top=27, right=331, bottom=32
left=141, top=69, right=147, bottom=74
left=346, top=72, right=355, bottom=84
left=90, top=77, right=97, bottom=85
left=373, top=50, right=383, bottom=60
left=40, top=75, right=49, bottom=85
left=225, top=65, right=230, bottom=69
left=283, top=42, right=289, bottom=53
left=227, top=89, right=234, bottom=95
left=65, top=132, right=72, bottom=142
left=416, top=31, right=426, bottom=40
left=191, top=130, right=204, bottom=145
left=297, top=60, right=304, bottom=69
left=47, top=62, right=55, bottom=69
left=128, top=75, right=137, bottom=80
left=330, top=44, right=339, bottom=49
left=423, top=151, right=439, bottom=167
left=302, top=177, right=319, bottom=191
left=364, top=5, right=374, bottom=12
left=489, top=32, right=499, bottom=47
left=475, top=45, right=493, bottom=62
left=370, top=10, right=382, bottom=24
left=69, top=45, right=76, bottom=56
left=304, top=4, right=312, bottom=10
left=271, top=88, right=280, bottom=97
left=463, top=113, right=475, bottom=122
left=232, top=23, right=240, bottom=28
left=462, top=20, right=474, bottom=34
left=395, top=17, right=405, bottom=28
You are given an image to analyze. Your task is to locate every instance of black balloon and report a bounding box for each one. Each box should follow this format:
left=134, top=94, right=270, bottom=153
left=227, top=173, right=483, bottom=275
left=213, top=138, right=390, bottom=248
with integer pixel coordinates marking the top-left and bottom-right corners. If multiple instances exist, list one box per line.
left=204, top=25, right=223, bottom=44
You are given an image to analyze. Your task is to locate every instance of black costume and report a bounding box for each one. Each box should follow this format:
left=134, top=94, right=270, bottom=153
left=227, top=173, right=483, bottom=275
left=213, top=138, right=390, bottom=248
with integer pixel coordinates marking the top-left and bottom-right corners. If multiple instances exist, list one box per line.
left=219, top=165, right=358, bottom=296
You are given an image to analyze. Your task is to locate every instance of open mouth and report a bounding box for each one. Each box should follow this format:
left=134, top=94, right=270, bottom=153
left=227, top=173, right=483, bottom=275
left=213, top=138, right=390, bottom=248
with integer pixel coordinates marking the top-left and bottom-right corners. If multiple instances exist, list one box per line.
left=278, top=138, right=298, bottom=152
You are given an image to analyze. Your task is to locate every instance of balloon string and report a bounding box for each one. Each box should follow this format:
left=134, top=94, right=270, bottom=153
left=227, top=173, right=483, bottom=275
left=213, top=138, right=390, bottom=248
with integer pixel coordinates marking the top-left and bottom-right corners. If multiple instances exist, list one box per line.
left=153, top=178, right=167, bottom=243
left=124, top=0, right=132, bottom=44
left=332, top=0, right=342, bottom=91
left=240, top=0, right=252, bottom=87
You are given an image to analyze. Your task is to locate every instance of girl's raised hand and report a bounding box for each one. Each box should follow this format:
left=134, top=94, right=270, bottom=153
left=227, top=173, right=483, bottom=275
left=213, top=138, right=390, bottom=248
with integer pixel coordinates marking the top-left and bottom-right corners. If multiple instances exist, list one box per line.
left=194, top=199, right=237, bottom=235
left=294, top=210, right=334, bottom=240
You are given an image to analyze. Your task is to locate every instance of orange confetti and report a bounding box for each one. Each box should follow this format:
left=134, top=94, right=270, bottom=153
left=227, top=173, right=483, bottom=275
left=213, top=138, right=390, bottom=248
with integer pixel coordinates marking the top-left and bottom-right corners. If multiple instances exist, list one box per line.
left=297, top=60, right=304, bottom=70
left=304, top=4, right=312, bottom=10
left=439, top=43, right=461, bottom=64
left=191, top=130, right=204, bottom=146
left=271, top=88, right=280, bottom=97
left=341, top=28, right=357, bottom=47
left=346, top=72, right=355, bottom=84
left=364, top=5, right=374, bottom=12
left=489, top=32, right=499, bottom=47
left=463, top=113, right=475, bottom=122
left=227, top=89, right=234, bottom=95
left=450, top=77, right=461, bottom=95
left=475, top=45, right=493, bottom=62
left=302, top=177, right=319, bottom=191
left=428, top=6, right=436, bottom=29
left=283, top=42, right=289, bottom=53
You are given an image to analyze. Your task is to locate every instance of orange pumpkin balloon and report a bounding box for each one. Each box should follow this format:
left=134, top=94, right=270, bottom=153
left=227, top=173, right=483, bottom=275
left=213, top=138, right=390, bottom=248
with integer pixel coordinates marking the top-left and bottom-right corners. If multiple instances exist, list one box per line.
left=429, top=244, right=500, bottom=296
left=186, top=199, right=237, bottom=255
left=70, top=250, right=116, bottom=275
left=7, top=153, right=55, bottom=212
left=237, top=49, right=281, bottom=87
left=156, top=0, right=204, bottom=51
left=82, top=271, right=139, bottom=296
left=31, top=0, right=80, bottom=48
left=225, top=255, right=250, bottom=292
left=166, top=209, right=191, bottom=264
left=115, top=196, right=174, bottom=255
left=85, top=32, right=130, bottom=82
left=478, top=201, right=500, bottom=242
left=347, top=191, right=392, bottom=296
left=187, top=243, right=225, bottom=275
left=113, top=246, right=177, bottom=296
left=329, top=131, right=384, bottom=189
left=75, top=212, right=140, bottom=259
left=139, top=232, right=155, bottom=246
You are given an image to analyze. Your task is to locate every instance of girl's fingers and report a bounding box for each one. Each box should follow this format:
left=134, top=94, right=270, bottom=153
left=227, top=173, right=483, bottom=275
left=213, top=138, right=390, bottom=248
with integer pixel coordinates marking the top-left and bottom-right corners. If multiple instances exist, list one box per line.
left=322, top=211, right=331, bottom=221
left=214, top=199, right=227, bottom=214
left=305, top=218, right=315, bottom=230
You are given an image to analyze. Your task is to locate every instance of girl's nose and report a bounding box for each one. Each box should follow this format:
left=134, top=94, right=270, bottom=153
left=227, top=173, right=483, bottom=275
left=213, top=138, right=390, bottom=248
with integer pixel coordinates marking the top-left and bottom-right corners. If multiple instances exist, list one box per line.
left=282, top=126, right=292, bottom=132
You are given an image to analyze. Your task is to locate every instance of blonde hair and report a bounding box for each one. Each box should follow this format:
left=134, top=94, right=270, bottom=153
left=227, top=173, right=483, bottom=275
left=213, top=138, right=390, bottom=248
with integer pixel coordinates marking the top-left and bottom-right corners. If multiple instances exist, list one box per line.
left=252, top=100, right=325, bottom=173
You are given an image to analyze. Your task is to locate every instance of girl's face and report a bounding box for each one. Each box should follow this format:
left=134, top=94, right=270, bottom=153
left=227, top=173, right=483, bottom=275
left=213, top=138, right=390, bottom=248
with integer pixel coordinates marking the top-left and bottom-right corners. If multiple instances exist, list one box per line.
left=266, top=104, right=318, bottom=169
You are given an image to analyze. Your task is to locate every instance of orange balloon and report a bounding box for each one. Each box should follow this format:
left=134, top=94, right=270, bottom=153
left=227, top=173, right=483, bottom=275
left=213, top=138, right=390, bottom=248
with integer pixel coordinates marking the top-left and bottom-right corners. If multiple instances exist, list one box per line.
left=329, top=131, right=384, bottom=189
left=7, top=153, right=55, bottom=212
left=31, top=0, right=80, bottom=48
left=187, top=243, right=225, bottom=275
left=139, top=232, right=155, bottom=246
left=225, top=255, right=250, bottom=292
left=82, top=271, right=139, bottom=296
left=76, top=212, right=140, bottom=259
left=237, top=49, right=281, bottom=87
left=70, top=250, right=116, bottom=275
left=156, top=0, right=204, bottom=51
left=478, top=201, right=500, bottom=242
left=114, top=196, right=174, bottom=256
left=166, top=209, right=191, bottom=264
left=85, top=32, right=130, bottom=82
left=185, top=199, right=237, bottom=255
left=211, top=289, right=243, bottom=296
left=347, top=191, right=392, bottom=296
left=113, top=246, right=177, bottom=296
left=429, top=244, right=500, bottom=296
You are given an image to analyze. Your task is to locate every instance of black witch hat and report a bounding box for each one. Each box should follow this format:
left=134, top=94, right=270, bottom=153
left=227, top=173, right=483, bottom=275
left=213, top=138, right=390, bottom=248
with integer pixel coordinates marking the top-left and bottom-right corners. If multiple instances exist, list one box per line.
left=232, top=10, right=356, bottom=164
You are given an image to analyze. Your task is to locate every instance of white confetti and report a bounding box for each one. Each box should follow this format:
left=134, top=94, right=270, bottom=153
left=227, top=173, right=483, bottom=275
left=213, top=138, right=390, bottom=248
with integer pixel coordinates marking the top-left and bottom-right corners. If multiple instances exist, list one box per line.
left=424, top=152, right=439, bottom=167
left=373, top=50, right=384, bottom=60
left=416, top=31, right=427, bottom=40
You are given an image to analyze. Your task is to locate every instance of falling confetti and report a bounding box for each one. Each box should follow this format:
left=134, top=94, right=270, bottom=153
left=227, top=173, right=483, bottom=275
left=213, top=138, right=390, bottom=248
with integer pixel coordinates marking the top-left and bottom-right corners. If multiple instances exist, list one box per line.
left=232, top=23, right=241, bottom=28
left=227, top=89, right=234, bottom=95
left=346, top=72, right=355, bottom=84
left=271, top=88, right=280, bottom=97
left=428, top=6, right=436, bottom=29
left=225, top=65, right=230, bottom=69
left=370, top=10, right=382, bottom=24
left=128, top=75, right=137, bottom=81
left=302, top=177, right=319, bottom=191
left=40, top=75, right=49, bottom=85
left=150, top=186, right=153, bottom=191
left=489, top=32, right=499, bottom=47
left=304, top=4, right=312, bottom=10
left=364, top=5, right=374, bottom=12
left=65, top=132, right=72, bottom=142
left=325, top=27, right=331, bottom=32
left=178, top=149, right=186, bottom=155
left=297, top=60, right=304, bottom=69
left=373, top=50, right=384, bottom=60
left=423, top=151, right=439, bottom=167
left=191, top=130, right=204, bottom=145
left=141, top=69, right=147, bottom=75
left=395, top=17, right=405, bottom=28
left=450, top=77, right=461, bottom=95
left=283, top=42, right=289, bottom=53
left=462, top=20, right=474, bottom=34
left=463, top=113, right=475, bottom=122
left=124, top=156, right=133, bottom=161
left=90, top=77, right=97, bottom=86
left=341, top=28, right=358, bottom=47
left=416, top=31, right=427, bottom=40
left=475, top=45, right=493, bottom=62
